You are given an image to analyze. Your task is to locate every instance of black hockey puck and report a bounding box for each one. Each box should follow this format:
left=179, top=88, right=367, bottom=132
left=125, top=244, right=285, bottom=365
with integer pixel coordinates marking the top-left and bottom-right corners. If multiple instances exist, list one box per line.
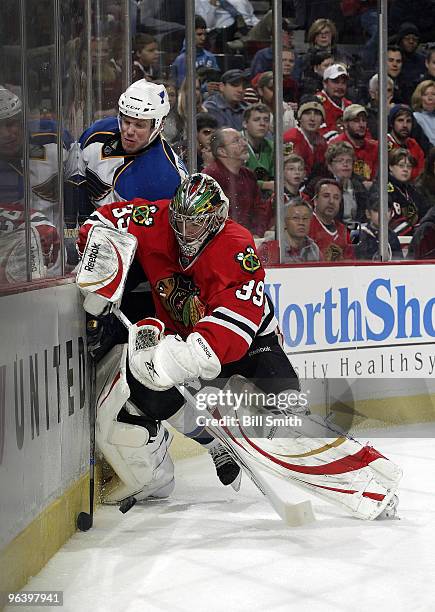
left=76, top=512, right=93, bottom=531
left=119, top=496, right=137, bottom=514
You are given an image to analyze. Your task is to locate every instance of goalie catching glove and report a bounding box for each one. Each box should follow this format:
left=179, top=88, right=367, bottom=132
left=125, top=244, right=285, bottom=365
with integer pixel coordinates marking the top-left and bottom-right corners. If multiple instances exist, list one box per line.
left=128, top=318, right=221, bottom=391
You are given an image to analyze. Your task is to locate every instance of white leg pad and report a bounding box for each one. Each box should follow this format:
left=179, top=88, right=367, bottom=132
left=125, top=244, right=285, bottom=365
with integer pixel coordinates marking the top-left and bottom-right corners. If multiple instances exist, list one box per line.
left=95, top=344, right=174, bottom=503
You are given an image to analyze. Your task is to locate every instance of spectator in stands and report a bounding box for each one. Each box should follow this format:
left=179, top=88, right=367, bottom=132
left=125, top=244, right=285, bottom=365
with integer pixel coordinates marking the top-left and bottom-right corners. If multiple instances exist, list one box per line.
left=284, top=154, right=306, bottom=198
left=250, top=23, right=302, bottom=81
left=309, top=178, right=354, bottom=261
left=203, top=127, right=270, bottom=237
left=203, top=68, right=248, bottom=130
left=415, top=147, right=435, bottom=210
left=412, top=80, right=435, bottom=147
left=282, top=47, right=300, bottom=106
left=257, top=197, right=320, bottom=265
left=389, top=0, right=435, bottom=44
left=283, top=96, right=327, bottom=180
left=242, top=103, right=274, bottom=195
left=325, top=140, right=369, bottom=225
left=132, top=33, right=160, bottom=83
left=423, top=45, right=435, bottom=80
left=317, top=63, right=352, bottom=141
left=388, top=104, right=425, bottom=181
left=386, top=148, right=426, bottom=237
left=330, top=104, right=378, bottom=187
left=170, top=15, right=220, bottom=89
left=196, top=0, right=259, bottom=52
left=162, top=81, right=183, bottom=144
left=300, top=50, right=334, bottom=98
left=173, top=112, right=218, bottom=171
left=394, top=23, right=426, bottom=104
left=354, top=196, right=403, bottom=261
left=407, top=204, right=435, bottom=260
left=365, top=73, right=395, bottom=139
left=303, top=18, right=350, bottom=73
left=255, top=71, right=297, bottom=132
left=173, top=77, right=208, bottom=143
left=283, top=197, right=320, bottom=263
left=339, top=0, right=378, bottom=69
left=387, top=45, right=405, bottom=104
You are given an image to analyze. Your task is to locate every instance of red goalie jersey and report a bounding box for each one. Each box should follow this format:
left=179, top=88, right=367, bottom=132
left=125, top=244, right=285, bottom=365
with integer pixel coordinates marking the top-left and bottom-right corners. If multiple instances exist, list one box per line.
left=77, top=199, right=277, bottom=365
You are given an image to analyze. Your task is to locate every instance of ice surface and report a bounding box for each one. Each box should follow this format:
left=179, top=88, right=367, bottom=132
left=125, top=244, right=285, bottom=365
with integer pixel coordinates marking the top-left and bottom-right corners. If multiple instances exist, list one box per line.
left=7, top=427, right=435, bottom=612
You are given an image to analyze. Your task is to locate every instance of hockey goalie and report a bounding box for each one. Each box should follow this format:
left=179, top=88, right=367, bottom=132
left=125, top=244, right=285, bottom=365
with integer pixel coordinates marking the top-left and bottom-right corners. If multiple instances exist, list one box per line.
left=77, top=173, right=401, bottom=523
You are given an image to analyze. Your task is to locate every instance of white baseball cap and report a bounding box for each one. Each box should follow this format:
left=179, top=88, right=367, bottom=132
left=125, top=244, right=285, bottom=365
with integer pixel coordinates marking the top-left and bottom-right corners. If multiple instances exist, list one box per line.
left=323, top=64, right=349, bottom=81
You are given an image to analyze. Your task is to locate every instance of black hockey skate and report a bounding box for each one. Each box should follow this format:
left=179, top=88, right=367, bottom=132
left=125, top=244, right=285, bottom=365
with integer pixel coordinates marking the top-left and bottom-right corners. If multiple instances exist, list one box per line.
left=209, top=443, right=241, bottom=489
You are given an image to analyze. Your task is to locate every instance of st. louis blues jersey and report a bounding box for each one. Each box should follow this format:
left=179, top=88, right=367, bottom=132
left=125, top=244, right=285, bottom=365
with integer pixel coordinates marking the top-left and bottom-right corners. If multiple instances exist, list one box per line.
left=69, top=117, right=187, bottom=218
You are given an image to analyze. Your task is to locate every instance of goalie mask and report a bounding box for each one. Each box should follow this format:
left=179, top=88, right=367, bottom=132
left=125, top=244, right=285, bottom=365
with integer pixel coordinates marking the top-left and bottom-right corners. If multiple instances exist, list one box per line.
left=169, top=173, right=229, bottom=257
left=118, top=80, right=170, bottom=145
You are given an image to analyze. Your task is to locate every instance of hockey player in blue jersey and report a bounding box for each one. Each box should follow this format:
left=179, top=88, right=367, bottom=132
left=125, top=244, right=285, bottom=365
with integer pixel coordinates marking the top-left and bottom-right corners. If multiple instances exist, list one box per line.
left=70, top=80, right=187, bottom=221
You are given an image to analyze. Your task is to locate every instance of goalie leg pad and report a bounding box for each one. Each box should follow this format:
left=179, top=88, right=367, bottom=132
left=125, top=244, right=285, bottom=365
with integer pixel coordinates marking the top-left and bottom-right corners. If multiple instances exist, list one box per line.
left=197, top=376, right=402, bottom=521
left=95, top=344, right=174, bottom=503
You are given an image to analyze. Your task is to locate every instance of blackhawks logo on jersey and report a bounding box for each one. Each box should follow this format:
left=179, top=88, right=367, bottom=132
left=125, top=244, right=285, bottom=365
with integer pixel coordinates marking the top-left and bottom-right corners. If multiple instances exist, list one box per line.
left=235, top=246, right=261, bottom=274
left=155, top=273, right=206, bottom=327
left=131, top=204, right=158, bottom=227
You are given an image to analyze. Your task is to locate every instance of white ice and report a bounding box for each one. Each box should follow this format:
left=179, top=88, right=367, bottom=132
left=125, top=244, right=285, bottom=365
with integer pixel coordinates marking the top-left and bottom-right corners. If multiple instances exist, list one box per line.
left=7, top=425, right=435, bottom=612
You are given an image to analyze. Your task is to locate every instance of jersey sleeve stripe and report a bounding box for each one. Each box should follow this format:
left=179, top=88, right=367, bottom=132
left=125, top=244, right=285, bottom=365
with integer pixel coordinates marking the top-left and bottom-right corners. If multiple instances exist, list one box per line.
left=200, top=315, right=254, bottom=346
left=205, top=310, right=256, bottom=338
left=257, top=294, right=277, bottom=336
left=213, top=306, right=259, bottom=332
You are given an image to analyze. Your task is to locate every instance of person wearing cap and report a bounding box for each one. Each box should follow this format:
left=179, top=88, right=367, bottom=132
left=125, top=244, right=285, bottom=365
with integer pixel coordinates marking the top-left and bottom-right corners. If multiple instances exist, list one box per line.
left=394, top=23, right=426, bottom=104
left=316, top=63, right=353, bottom=141
left=329, top=104, right=379, bottom=186
left=203, top=69, right=249, bottom=131
left=254, top=71, right=297, bottom=132
left=249, top=23, right=303, bottom=82
left=170, top=15, right=220, bottom=89
left=387, top=104, right=425, bottom=181
left=283, top=96, right=327, bottom=180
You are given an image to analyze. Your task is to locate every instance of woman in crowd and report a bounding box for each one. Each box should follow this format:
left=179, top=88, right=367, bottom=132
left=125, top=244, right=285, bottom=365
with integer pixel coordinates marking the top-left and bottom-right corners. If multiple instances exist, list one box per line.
left=412, top=80, right=435, bottom=147
left=385, top=148, right=428, bottom=237
left=325, top=141, right=369, bottom=226
left=415, top=147, right=435, bottom=208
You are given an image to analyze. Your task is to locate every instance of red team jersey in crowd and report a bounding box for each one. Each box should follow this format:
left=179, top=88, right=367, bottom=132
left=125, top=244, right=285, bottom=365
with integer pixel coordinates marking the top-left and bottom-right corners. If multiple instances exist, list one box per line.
left=316, top=90, right=353, bottom=140
left=78, top=199, right=277, bottom=365
left=387, top=133, right=425, bottom=181
left=309, top=213, right=354, bottom=261
left=329, top=132, right=379, bottom=181
left=282, top=127, right=327, bottom=177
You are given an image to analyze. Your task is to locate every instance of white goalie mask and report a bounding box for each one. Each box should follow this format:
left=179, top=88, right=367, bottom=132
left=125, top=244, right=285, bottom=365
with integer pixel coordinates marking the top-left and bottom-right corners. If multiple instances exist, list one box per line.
left=169, top=173, right=229, bottom=257
left=118, top=80, right=170, bottom=145
left=0, top=88, right=22, bottom=120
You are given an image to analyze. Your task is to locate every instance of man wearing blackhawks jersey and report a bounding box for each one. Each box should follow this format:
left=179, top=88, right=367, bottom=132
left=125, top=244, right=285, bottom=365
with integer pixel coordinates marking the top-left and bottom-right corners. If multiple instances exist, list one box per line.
left=316, top=63, right=352, bottom=142
left=78, top=174, right=300, bottom=497
left=308, top=178, right=354, bottom=261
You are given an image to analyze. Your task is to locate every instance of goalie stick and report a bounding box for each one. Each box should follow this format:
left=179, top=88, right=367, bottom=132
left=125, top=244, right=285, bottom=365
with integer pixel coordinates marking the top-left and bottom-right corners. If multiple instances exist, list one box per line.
left=76, top=342, right=97, bottom=531
left=113, top=307, right=316, bottom=527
